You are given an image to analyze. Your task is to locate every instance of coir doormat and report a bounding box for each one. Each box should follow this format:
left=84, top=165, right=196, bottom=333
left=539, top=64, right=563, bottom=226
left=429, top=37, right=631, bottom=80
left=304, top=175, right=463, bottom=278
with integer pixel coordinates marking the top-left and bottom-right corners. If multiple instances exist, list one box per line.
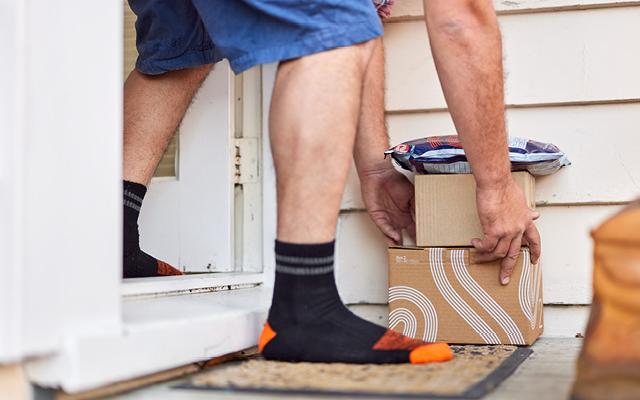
left=177, top=345, right=532, bottom=399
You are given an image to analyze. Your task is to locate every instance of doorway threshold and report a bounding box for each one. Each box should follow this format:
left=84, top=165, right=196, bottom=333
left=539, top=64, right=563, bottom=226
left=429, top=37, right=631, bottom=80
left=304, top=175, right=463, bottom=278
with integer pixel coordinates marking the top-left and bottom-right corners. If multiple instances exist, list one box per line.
left=27, top=286, right=270, bottom=394
left=121, top=272, right=265, bottom=298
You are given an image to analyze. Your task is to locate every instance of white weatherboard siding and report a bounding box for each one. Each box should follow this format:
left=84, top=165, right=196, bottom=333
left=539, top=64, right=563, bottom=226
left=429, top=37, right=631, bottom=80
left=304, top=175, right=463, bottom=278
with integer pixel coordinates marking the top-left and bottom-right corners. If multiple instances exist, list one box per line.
left=384, top=7, right=640, bottom=111
left=388, top=105, right=640, bottom=205
left=336, top=2, right=639, bottom=334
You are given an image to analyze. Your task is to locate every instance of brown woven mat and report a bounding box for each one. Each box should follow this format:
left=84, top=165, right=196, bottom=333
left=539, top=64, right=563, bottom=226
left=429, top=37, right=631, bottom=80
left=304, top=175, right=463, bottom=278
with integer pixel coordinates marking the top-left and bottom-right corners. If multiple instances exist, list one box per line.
left=177, top=345, right=532, bottom=399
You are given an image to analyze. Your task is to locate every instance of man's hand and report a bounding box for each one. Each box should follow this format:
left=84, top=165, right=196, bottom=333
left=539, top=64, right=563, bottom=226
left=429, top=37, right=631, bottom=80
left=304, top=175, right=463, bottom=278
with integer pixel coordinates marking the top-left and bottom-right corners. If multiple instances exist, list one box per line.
left=360, top=166, right=415, bottom=245
left=472, top=177, right=541, bottom=285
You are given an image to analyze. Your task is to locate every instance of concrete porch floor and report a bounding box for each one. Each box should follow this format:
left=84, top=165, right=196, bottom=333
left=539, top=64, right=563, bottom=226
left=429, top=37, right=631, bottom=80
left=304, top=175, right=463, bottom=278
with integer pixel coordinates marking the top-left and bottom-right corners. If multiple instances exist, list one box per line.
left=106, top=337, right=582, bottom=400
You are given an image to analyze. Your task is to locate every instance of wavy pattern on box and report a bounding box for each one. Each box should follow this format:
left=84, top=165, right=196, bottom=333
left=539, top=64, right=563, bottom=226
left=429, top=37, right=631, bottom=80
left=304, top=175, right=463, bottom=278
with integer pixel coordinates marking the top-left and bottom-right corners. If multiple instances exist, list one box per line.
left=519, top=249, right=543, bottom=330
left=388, top=307, right=418, bottom=339
left=389, top=286, right=438, bottom=342
left=450, top=249, right=526, bottom=345
left=429, top=248, right=501, bottom=344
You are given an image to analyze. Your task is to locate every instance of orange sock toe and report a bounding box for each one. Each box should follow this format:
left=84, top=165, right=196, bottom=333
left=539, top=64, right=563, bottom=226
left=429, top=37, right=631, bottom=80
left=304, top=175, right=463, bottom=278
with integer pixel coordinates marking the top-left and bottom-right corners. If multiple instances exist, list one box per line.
left=409, top=342, right=454, bottom=364
left=258, top=322, right=277, bottom=353
left=157, top=260, right=183, bottom=276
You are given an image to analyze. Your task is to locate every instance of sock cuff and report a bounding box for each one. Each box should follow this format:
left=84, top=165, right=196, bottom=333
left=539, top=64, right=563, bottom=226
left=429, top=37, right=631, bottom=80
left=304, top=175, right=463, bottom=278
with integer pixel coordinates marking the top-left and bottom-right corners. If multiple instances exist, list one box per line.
left=274, top=240, right=335, bottom=276
left=123, top=180, right=147, bottom=205
left=275, top=240, right=335, bottom=258
left=123, top=180, right=147, bottom=195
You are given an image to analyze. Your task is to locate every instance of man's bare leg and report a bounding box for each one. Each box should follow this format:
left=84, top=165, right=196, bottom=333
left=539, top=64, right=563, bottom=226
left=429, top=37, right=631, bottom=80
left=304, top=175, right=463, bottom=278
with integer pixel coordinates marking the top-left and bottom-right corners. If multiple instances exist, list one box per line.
left=258, top=42, right=452, bottom=364
left=122, top=65, right=212, bottom=278
left=270, top=44, right=369, bottom=243
left=124, top=66, right=212, bottom=185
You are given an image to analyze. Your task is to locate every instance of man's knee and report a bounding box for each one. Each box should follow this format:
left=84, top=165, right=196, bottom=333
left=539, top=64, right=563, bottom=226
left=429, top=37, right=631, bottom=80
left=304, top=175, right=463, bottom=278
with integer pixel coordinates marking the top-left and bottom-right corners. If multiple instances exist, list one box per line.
left=425, top=0, right=497, bottom=36
left=177, top=64, right=214, bottom=87
left=186, top=64, right=214, bottom=82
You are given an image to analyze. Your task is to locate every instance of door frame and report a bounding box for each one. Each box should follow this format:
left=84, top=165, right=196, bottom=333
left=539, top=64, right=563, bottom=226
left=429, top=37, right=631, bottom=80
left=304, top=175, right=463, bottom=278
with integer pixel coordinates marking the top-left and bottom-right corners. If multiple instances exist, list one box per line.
left=0, top=0, right=123, bottom=364
left=0, top=0, right=278, bottom=392
left=25, top=63, right=278, bottom=394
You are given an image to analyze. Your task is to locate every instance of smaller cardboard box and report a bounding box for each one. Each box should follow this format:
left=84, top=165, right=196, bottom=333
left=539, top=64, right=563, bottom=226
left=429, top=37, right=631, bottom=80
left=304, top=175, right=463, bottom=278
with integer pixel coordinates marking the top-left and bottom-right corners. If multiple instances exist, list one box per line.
left=415, top=171, right=535, bottom=247
left=388, top=246, right=543, bottom=345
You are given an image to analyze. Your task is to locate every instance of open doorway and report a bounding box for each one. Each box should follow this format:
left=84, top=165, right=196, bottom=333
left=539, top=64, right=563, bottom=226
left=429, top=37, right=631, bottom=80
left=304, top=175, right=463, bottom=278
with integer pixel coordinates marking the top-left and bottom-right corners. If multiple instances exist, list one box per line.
left=122, top=2, right=264, bottom=295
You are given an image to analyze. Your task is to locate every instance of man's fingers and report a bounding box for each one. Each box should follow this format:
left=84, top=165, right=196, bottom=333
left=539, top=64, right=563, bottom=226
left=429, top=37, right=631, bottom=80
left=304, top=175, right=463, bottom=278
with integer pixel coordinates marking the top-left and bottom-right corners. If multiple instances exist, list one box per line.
left=500, top=234, right=523, bottom=285
left=524, top=223, right=542, bottom=264
left=471, top=235, right=499, bottom=253
left=377, top=221, right=401, bottom=244
left=531, top=210, right=540, bottom=221
left=472, top=251, right=499, bottom=264
left=384, top=235, right=399, bottom=246
left=473, top=236, right=511, bottom=263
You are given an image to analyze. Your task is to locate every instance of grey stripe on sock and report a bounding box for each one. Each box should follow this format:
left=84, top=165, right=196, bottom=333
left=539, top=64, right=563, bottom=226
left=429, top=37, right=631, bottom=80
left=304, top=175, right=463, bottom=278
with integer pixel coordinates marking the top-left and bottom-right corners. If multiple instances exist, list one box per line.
left=124, top=199, right=141, bottom=212
left=276, top=263, right=334, bottom=275
left=275, top=254, right=334, bottom=265
left=124, top=190, right=143, bottom=204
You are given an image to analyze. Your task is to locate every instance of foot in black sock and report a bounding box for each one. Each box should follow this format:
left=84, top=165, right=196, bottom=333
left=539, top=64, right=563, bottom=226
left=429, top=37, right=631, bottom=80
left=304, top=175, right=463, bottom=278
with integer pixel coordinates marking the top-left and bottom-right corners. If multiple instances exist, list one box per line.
left=259, top=240, right=452, bottom=364
left=123, top=180, right=183, bottom=278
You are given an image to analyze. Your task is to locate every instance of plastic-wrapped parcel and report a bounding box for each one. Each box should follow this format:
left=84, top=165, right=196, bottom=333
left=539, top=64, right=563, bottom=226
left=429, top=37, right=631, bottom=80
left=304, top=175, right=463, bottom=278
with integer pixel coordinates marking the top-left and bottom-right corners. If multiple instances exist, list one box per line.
left=385, top=135, right=570, bottom=176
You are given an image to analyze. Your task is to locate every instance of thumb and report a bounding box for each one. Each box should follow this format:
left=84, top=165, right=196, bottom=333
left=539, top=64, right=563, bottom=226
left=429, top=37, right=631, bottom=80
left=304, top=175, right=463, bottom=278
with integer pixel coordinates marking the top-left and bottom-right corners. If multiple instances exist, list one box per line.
left=378, top=221, right=401, bottom=244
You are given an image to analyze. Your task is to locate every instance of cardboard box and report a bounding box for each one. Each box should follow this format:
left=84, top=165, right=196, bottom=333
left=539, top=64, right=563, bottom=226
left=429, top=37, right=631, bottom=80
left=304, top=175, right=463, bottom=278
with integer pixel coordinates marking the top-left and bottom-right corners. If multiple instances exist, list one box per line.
left=388, top=246, right=543, bottom=345
left=415, top=171, right=535, bottom=247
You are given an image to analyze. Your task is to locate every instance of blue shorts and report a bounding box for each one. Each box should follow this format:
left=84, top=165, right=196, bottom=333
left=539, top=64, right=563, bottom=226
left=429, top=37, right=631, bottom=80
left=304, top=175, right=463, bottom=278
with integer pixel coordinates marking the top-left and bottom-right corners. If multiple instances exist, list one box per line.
left=129, top=0, right=383, bottom=75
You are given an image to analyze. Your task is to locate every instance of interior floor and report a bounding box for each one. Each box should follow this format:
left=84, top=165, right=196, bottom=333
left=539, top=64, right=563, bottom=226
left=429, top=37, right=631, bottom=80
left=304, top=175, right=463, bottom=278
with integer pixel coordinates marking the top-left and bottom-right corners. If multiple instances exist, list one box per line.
left=105, top=337, right=582, bottom=400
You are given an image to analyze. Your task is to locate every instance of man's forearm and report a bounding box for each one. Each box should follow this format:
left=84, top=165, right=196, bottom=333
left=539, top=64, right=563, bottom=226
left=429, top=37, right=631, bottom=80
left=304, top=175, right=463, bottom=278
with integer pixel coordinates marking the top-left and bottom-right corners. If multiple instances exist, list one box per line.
left=353, top=37, right=417, bottom=244
left=424, top=0, right=541, bottom=280
left=353, top=38, right=390, bottom=176
left=424, top=0, right=511, bottom=188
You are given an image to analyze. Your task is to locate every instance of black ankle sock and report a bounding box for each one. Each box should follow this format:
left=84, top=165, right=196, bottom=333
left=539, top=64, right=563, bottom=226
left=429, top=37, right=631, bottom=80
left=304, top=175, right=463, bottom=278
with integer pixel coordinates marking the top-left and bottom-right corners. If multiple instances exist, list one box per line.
left=123, top=180, right=182, bottom=278
left=259, top=240, right=452, bottom=364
